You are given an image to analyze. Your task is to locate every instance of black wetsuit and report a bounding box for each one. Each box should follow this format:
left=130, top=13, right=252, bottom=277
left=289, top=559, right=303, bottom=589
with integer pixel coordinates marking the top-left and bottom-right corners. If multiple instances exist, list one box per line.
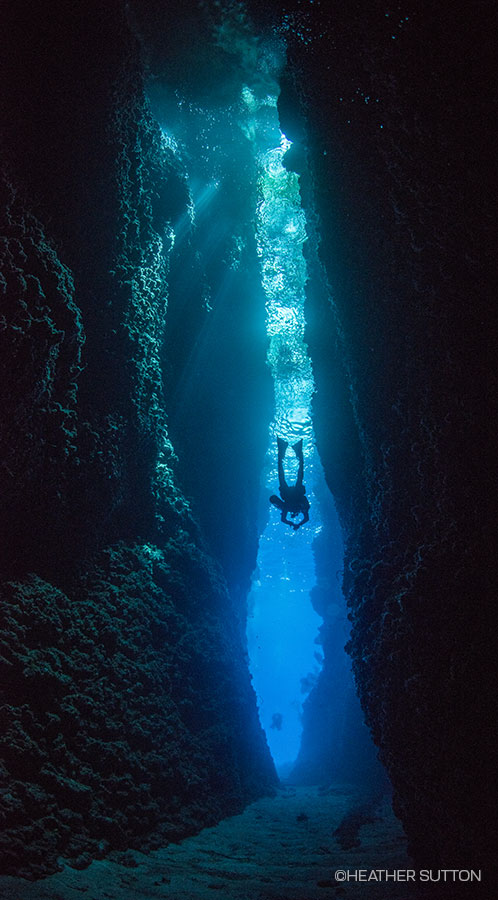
left=269, top=438, right=310, bottom=530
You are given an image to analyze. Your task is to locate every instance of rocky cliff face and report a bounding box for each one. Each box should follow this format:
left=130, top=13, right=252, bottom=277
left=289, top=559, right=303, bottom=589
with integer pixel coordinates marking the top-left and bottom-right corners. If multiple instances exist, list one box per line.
left=1, top=0, right=495, bottom=881
left=129, top=0, right=275, bottom=611
left=0, top=0, right=276, bottom=878
left=271, top=0, right=496, bottom=870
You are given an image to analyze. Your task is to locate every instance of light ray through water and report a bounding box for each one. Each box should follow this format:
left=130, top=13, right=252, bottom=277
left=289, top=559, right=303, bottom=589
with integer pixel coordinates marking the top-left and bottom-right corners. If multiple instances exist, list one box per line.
left=245, top=88, right=328, bottom=773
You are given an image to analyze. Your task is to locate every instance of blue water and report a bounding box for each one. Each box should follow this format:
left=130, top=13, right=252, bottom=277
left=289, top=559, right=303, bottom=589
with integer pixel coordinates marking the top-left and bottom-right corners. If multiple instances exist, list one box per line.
left=151, top=43, right=343, bottom=775
left=247, top=448, right=326, bottom=771
left=244, top=90, right=331, bottom=772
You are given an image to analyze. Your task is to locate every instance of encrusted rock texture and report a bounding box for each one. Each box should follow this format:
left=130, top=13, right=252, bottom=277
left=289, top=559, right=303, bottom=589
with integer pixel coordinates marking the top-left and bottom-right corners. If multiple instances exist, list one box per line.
left=0, top=0, right=276, bottom=879
left=274, top=0, right=496, bottom=871
left=0, top=542, right=274, bottom=878
left=130, top=0, right=274, bottom=610
left=290, top=524, right=387, bottom=792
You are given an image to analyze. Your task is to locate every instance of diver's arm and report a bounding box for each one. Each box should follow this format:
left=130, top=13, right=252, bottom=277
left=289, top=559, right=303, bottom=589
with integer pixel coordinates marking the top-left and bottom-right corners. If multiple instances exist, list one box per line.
left=281, top=511, right=295, bottom=527
left=293, top=506, right=310, bottom=530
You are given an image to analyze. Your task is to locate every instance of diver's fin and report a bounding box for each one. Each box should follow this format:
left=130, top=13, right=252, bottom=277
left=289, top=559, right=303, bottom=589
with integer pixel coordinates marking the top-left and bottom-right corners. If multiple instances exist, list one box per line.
left=277, top=437, right=288, bottom=454
left=292, top=439, right=303, bottom=457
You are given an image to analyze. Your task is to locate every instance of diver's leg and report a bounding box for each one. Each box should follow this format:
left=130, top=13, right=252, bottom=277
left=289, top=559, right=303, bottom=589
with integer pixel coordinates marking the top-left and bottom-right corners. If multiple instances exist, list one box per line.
left=277, top=438, right=288, bottom=492
left=293, top=440, right=304, bottom=486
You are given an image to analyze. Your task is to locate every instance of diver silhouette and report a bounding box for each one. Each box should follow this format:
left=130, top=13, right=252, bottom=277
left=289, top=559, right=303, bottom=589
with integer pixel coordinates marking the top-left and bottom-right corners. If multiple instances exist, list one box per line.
left=269, top=438, right=310, bottom=530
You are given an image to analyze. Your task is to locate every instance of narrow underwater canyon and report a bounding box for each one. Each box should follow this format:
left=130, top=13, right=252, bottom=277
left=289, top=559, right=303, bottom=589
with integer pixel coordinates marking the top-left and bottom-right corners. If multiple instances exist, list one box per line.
left=0, top=0, right=495, bottom=895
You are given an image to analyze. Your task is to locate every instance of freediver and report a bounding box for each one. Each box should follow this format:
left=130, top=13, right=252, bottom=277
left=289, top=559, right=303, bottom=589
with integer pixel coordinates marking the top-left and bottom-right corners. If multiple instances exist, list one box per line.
left=269, top=438, right=310, bottom=530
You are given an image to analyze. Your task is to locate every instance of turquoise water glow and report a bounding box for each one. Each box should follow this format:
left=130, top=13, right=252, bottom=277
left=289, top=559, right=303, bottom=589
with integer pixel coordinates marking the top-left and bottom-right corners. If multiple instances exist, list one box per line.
left=151, top=43, right=335, bottom=773
left=245, top=88, right=328, bottom=772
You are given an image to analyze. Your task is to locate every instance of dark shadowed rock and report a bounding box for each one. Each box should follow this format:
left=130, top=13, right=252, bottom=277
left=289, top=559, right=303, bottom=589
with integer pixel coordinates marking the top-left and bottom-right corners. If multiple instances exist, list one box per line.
left=0, top=0, right=277, bottom=878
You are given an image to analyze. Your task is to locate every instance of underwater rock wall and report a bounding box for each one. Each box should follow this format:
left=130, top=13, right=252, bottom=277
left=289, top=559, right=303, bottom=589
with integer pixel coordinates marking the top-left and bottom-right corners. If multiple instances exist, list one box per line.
left=0, top=0, right=276, bottom=878
left=0, top=543, right=274, bottom=877
left=290, top=525, right=386, bottom=791
left=130, top=0, right=275, bottom=613
left=275, top=0, right=495, bottom=869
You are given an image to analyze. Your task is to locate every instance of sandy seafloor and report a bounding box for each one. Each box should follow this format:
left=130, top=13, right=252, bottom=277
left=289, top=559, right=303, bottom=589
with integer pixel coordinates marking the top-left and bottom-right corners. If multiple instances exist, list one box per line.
left=0, top=785, right=427, bottom=900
